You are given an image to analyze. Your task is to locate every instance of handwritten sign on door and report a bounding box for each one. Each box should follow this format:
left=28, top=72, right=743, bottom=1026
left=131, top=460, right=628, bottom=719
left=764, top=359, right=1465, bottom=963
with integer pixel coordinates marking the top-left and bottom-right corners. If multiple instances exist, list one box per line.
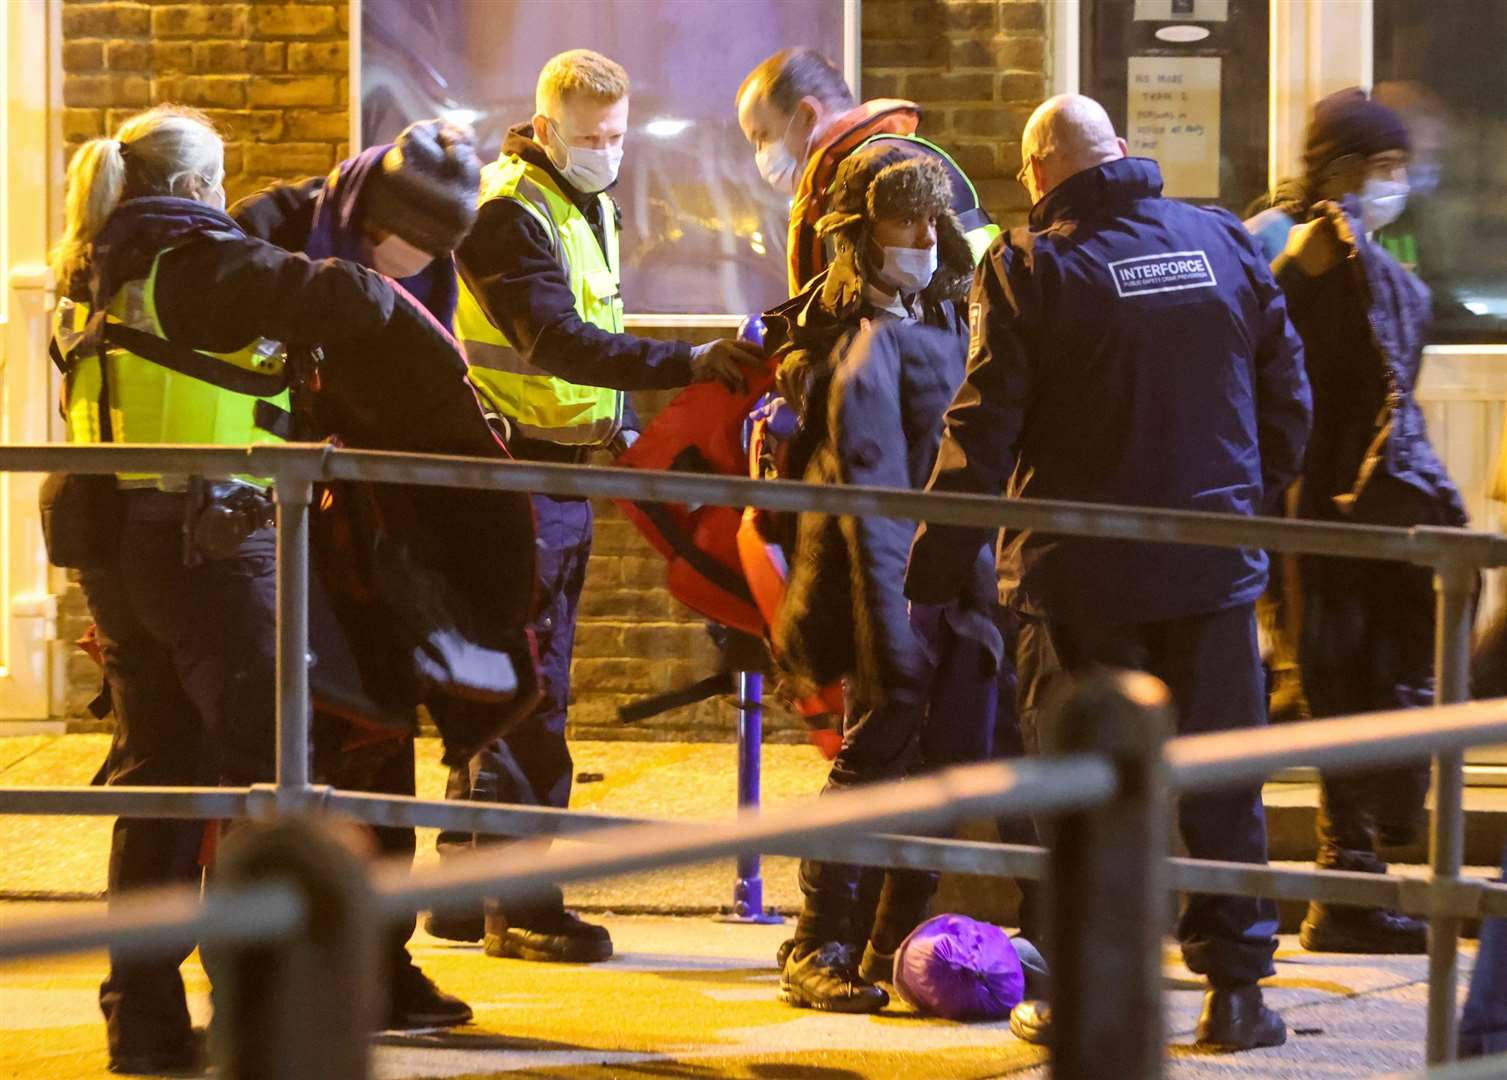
left=1127, top=55, right=1222, bottom=199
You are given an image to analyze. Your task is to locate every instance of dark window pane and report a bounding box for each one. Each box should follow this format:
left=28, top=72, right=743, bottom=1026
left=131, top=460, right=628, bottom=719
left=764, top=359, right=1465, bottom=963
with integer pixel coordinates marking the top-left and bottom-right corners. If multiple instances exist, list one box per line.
left=1374, top=0, right=1507, bottom=343
left=361, top=0, right=847, bottom=316
left=1081, top=0, right=1269, bottom=216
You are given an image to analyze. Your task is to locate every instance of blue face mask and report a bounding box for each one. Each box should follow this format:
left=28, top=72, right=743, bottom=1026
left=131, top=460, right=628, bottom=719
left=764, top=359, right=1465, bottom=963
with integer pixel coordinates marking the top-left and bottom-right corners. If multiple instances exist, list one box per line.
left=878, top=245, right=938, bottom=294
left=1360, top=176, right=1410, bottom=232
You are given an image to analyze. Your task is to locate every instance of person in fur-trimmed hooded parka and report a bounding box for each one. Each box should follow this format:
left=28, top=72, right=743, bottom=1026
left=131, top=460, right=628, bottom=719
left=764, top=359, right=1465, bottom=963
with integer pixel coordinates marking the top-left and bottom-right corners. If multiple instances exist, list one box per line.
left=762, top=144, right=1013, bottom=1014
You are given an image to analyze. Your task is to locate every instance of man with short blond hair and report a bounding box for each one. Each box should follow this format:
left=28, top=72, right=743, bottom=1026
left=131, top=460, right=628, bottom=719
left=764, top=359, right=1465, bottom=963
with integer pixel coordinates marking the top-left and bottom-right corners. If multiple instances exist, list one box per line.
left=535, top=47, right=629, bottom=114
left=430, top=48, right=763, bottom=962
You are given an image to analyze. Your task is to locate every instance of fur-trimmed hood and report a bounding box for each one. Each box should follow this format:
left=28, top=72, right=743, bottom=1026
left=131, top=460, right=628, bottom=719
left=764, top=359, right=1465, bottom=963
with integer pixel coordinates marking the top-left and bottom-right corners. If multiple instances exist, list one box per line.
left=813, top=144, right=973, bottom=313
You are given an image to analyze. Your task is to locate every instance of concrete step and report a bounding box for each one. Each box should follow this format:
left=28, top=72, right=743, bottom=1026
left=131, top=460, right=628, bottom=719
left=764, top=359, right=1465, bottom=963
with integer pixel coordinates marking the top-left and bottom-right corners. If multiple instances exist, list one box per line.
left=1263, top=781, right=1507, bottom=865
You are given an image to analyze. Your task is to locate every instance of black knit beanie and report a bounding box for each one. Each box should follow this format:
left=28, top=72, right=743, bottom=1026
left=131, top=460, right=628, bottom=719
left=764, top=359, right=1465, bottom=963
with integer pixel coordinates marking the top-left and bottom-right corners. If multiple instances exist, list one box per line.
left=362, top=120, right=481, bottom=255
left=1303, top=88, right=1411, bottom=178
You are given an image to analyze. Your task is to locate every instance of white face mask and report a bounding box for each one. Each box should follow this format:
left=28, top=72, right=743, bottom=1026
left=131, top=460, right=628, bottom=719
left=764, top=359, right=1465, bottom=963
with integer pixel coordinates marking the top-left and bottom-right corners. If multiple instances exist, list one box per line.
left=878, top=244, right=938, bottom=295
left=371, top=232, right=435, bottom=279
left=755, top=109, right=809, bottom=197
left=547, top=120, right=623, bottom=194
left=1360, top=175, right=1410, bottom=232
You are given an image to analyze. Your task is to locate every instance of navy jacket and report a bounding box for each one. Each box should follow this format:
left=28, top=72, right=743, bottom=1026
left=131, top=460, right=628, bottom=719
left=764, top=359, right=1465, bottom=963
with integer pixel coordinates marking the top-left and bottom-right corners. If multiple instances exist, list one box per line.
left=1249, top=199, right=1465, bottom=530
left=906, top=157, right=1312, bottom=623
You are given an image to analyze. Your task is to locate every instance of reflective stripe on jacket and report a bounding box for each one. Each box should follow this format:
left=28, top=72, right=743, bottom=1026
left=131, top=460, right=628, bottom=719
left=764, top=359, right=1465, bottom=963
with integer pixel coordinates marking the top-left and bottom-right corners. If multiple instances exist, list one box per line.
left=56, top=246, right=289, bottom=487
left=456, top=155, right=625, bottom=445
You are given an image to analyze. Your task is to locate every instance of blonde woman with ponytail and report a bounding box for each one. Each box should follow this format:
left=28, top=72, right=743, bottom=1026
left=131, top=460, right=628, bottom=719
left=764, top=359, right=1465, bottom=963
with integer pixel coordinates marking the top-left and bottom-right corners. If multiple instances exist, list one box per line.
left=48, top=103, right=452, bottom=1073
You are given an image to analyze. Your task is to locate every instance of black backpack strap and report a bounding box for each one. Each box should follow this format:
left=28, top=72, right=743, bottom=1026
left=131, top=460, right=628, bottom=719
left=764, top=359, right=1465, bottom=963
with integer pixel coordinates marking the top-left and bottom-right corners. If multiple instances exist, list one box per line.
left=101, top=321, right=289, bottom=398
left=252, top=399, right=296, bottom=440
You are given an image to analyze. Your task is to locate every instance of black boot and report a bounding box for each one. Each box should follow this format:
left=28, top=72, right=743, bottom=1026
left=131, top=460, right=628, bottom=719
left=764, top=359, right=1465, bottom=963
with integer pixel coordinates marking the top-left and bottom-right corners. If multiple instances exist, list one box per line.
left=483, top=908, right=612, bottom=963
left=1299, top=902, right=1427, bottom=954
left=423, top=909, right=485, bottom=944
left=779, top=941, right=889, bottom=1013
left=387, top=957, right=474, bottom=1030
left=1195, top=983, right=1286, bottom=1051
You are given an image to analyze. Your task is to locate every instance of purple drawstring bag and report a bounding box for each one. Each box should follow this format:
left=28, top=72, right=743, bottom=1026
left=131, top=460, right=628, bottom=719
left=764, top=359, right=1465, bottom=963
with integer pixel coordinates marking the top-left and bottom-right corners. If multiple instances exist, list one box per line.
left=893, top=914, right=1026, bottom=1021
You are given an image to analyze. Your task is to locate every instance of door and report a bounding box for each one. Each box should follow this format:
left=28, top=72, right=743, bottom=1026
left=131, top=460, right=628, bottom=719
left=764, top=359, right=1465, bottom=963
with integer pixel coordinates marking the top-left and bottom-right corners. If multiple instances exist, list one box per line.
left=0, top=0, right=61, bottom=722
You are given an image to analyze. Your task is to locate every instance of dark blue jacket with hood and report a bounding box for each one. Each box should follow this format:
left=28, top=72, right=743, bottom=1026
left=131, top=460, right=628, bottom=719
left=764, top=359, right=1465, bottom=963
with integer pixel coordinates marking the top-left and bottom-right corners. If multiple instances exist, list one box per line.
left=905, top=157, right=1312, bottom=624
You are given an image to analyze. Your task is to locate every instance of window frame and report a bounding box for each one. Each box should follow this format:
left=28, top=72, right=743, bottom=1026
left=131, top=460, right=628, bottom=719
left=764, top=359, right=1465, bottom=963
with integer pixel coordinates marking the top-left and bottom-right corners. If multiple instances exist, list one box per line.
left=346, top=0, right=861, bottom=327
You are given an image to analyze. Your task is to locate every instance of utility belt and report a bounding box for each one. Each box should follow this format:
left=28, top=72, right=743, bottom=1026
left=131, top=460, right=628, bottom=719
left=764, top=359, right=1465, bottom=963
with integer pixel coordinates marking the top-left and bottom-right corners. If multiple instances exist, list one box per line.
left=507, top=432, right=596, bottom=465
left=42, top=475, right=275, bottom=571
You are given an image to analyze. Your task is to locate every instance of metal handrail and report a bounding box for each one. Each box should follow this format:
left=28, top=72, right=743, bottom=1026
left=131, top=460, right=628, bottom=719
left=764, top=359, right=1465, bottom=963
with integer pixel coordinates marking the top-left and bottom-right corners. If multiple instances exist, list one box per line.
left=1, top=440, right=1501, bottom=1070
left=0, top=441, right=1502, bottom=564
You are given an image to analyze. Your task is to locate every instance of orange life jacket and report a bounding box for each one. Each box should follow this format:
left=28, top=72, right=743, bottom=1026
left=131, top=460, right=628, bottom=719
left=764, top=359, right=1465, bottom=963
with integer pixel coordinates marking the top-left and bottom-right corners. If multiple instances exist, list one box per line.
left=786, top=99, right=922, bottom=294
left=613, top=361, right=778, bottom=636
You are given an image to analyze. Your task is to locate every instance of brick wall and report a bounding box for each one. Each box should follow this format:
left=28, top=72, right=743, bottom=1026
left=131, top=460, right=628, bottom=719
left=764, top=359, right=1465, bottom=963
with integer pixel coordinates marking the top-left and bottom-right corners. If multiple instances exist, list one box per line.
left=61, top=0, right=351, bottom=206
left=53, top=0, right=1050, bottom=739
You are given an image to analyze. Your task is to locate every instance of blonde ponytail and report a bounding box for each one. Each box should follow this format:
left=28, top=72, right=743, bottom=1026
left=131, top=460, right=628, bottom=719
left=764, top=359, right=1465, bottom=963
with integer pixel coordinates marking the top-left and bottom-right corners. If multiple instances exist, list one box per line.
left=52, top=104, right=224, bottom=291
left=52, top=137, right=127, bottom=289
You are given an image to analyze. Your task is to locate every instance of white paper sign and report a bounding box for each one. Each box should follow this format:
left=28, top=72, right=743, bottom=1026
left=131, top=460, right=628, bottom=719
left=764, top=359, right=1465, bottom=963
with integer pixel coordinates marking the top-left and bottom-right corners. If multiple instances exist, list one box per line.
left=1126, top=55, right=1222, bottom=199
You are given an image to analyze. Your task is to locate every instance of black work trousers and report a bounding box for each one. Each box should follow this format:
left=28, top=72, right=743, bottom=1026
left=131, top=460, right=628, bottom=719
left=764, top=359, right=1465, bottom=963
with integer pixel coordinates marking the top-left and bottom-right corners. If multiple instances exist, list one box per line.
left=81, top=498, right=278, bottom=1058
left=795, top=601, right=1001, bottom=954
left=1017, top=602, right=1278, bottom=985
left=436, top=493, right=591, bottom=925
left=1300, top=557, right=1436, bottom=872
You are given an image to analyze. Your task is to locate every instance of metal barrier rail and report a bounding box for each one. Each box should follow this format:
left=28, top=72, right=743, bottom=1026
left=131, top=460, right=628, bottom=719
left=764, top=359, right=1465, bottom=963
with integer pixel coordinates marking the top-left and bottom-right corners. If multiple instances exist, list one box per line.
left=1, top=441, right=1505, bottom=1073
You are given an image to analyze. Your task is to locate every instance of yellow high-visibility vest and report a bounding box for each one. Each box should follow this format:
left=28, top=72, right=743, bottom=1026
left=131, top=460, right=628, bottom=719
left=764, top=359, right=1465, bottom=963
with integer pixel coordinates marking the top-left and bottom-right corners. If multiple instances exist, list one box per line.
left=456, top=154, right=625, bottom=446
left=55, top=247, right=290, bottom=487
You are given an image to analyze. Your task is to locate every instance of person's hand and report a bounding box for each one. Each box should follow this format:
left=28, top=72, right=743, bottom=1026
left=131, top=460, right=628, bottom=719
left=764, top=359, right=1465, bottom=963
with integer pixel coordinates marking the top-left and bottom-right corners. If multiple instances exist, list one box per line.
left=1284, top=213, right=1344, bottom=278
left=749, top=394, right=798, bottom=440
left=690, top=338, right=765, bottom=392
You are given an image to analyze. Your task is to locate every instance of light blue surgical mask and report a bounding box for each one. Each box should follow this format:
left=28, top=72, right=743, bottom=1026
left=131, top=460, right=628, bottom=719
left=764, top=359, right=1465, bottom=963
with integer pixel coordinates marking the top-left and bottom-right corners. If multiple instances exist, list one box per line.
left=546, top=120, right=623, bottom=194
left=1360, top=176, right=1409, bottom=232
left=879, top=244, right=938, bottom=294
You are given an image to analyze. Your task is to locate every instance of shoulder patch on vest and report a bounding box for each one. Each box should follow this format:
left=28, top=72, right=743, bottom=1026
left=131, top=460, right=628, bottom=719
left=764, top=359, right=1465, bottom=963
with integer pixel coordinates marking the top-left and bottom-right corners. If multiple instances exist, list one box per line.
left=967, top=301, right=984, bottom=359
left=1107, top=250, right=1217, bottom=298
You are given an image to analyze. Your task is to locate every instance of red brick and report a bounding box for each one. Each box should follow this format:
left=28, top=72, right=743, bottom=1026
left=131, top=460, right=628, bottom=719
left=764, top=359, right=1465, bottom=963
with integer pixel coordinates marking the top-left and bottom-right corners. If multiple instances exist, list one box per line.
left=947, top=36, right=994, bottom=69
left=150, top=42, right=195, bottom=72
left=864, top=37, right=945, bottom=68
left=287, top=40, right=348, bottom=73
left=221, top=141, right=244, bottom=177
left=104, top=40, right=152, bottom=70
left=150, top=3, right=248, bottom=38
left=193, top=41, right=285, bottom=73
left=63, top=108, right=106, bottom=142
left=995, top=35, right=1046, bottom=71
left=247, top=75, right=337, bottom=107
left=251, top=4, right=337, bottom=37
left=1001, top=2, right=1046, bottom=32
left=201, top=109, right=285, bottom=141
left=151, top=74, right=248, bottom=109
left=863, top=71, right=904, bottom=99
left=64, top=73, right=149, bottom=108
left=943, top=0, right=998, bottom=31
left=64, top=40, right=106, bottom=71
left=944, top=142, right=1005, bottom=181
left=950, top=104, right=1031, bottom=138
left=242, top=141, right=334, bottom=175
left=999, top=71, right=1046, bottom=103
left=63, top=3, right=150, bottom=38
left=910, top=71, right=995, bottom=101
left=572, top=658, right=641, bottom=694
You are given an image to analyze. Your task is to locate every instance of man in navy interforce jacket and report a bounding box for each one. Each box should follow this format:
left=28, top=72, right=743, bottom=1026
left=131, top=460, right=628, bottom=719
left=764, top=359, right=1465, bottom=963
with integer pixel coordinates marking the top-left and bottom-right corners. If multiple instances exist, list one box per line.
left=905, top=95, right=1312, bottom=1052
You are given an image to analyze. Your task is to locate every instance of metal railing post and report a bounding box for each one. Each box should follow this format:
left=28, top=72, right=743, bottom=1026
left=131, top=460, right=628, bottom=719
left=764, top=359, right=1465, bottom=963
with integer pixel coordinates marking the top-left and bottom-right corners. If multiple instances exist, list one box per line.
left=1045, top=671, right=1170, bottom=1080
left=1428, top=559, right=1476, bottom=1065
left=274, top=475, right=314, bottom=805
left=722, top=671, right=782, bottom=924
left=204, top=818, right=378, bottom=1080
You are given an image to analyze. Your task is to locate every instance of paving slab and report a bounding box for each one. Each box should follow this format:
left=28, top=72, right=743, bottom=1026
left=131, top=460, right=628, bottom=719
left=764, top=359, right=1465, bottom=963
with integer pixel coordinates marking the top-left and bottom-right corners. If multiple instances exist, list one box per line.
left=0, top=909, right=1456, bottom=1079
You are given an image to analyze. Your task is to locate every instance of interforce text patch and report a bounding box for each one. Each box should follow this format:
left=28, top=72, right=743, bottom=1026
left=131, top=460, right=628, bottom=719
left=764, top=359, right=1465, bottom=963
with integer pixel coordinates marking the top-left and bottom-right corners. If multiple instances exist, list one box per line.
left=1107, top=250, right=1218, bottom=298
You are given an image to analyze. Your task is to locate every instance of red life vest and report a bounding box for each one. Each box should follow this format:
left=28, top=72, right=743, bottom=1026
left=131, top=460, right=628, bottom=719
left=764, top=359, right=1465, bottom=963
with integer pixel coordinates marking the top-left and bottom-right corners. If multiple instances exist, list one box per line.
left=613, top=360, right=777, bottom=636
left=787, top=99, right=922, bottom=294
